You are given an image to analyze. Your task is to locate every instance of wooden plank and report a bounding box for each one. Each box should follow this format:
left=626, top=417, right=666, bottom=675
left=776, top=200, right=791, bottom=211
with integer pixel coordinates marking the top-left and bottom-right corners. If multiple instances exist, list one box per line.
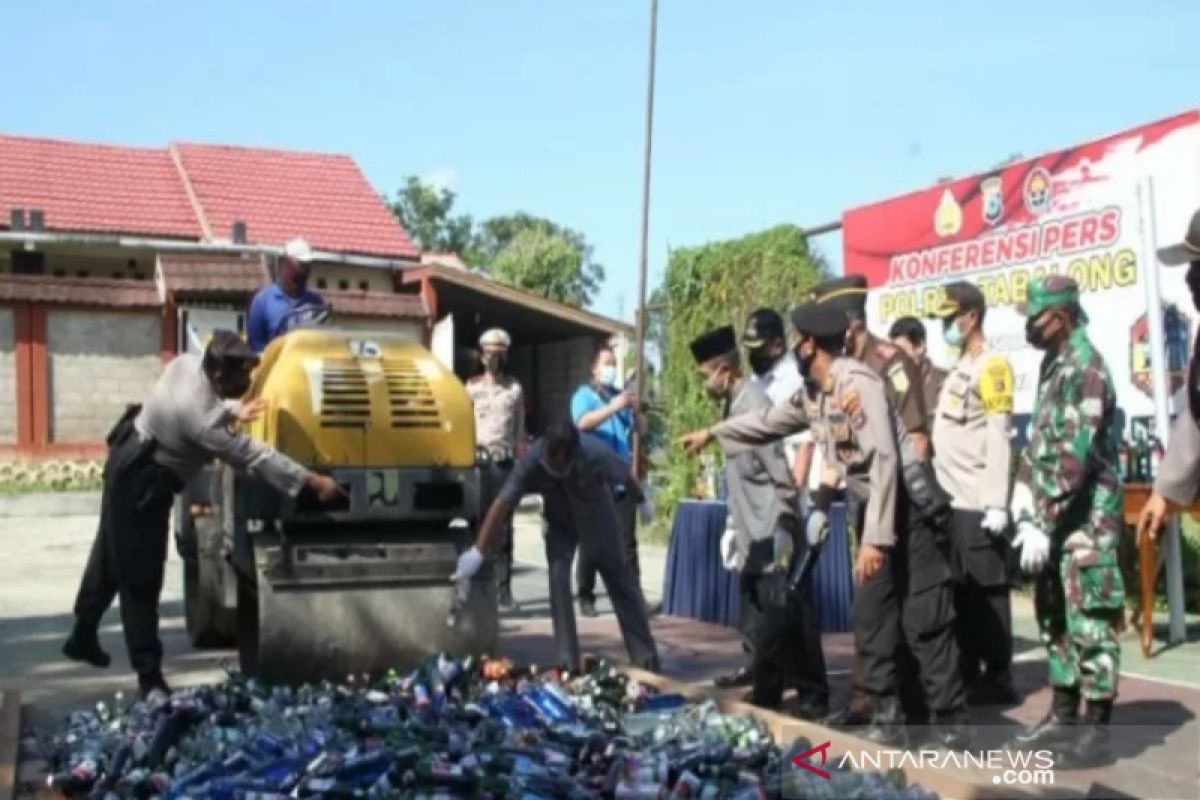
left=0, top=691, right=21, bottom=800
left=619, top=666, right=1034, bottom=800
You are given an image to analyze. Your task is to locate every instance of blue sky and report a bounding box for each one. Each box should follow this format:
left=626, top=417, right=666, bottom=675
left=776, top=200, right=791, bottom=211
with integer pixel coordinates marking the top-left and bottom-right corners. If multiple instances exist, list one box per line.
left=7, top=1, right=1200, bottom=320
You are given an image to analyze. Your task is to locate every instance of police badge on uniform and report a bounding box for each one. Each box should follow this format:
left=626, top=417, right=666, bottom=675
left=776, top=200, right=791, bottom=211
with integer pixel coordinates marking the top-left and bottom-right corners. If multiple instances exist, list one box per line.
left=981, top=176, right=1004, bottom=226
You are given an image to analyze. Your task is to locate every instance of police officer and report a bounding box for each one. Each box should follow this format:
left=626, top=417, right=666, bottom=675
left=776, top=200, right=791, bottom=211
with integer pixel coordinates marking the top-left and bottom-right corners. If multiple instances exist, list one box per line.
left=467, top=328, right=527, bottom=611
left=889, top=316, right=948, bottom=425
left=1009, top=276, right=1123, bottom=768
left=810, top=275, right=932, bottom=727
left=679, top=303, right=970, bottom=748
left=927, top=282, right=1017, bottom=705
left=451, top=421, right=659, bottom=673
left=62, top=331, right=345, bottom=696
left=689, top=324, right=828, bottom=715
left=1139, top=208, right=1200, bottom=544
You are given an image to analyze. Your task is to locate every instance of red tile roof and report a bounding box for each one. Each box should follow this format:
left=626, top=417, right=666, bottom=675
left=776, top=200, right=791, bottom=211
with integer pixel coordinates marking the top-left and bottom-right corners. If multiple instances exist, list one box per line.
left=0, top=133, right=420, bottom=261
left=157, top=254, right=270, bottom=296
left=0, top=134, right=201, bottom=239
left=0, top=273, right=160, bottom=308
left=171, top=142, right=419, bottom=260
left=324, top=289, right=427, bottom=319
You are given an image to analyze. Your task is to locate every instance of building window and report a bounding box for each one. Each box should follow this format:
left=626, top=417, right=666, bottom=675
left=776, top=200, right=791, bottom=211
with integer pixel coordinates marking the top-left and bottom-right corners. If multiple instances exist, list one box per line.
left=76, top=270, right=89, bottom=278
left=52, top=270, right=65, bottom=278
left=338, top=280, right=349, bottom=291
left=358, top=280, right=370, bottom=292
left=316, top=278, right=327, bottom=290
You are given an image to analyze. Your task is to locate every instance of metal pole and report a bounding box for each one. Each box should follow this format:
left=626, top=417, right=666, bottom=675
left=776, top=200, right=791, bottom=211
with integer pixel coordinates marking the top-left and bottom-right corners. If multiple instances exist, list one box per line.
left=632, top=0, right=658, bottom=472
left=1138, top=175, right=1187, bottom=645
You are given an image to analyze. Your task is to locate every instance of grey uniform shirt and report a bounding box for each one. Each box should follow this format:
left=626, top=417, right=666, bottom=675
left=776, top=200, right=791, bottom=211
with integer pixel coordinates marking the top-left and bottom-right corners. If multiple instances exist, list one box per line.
left=134, top=354, right=309, bottom=496
left=713, top=358, right=899, bottom=548
left=721, top=381, right=800, bottom=573
left=1154, top=412, right=1200, bottom=506
left=931, top=346, right=1014, bottom=512
left=467, top=374, right=526, bottom=458
left=498, top=433, right=632, bottom=537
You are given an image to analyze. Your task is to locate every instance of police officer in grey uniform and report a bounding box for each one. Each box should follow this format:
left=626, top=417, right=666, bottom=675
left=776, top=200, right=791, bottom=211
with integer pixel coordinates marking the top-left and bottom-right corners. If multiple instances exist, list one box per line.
left=679, top=303, right=970, bottom=748
left=1140, top=209, right=1200, bottom=542
left=467, top=328, right=527, bottom=610
left=63, top=331, right=344, bottom=696
left=689, top=324, right=828, bottom=715
left=452, top=420, right=660, bottom=672
left=928, top=282, right=1018, bottom=705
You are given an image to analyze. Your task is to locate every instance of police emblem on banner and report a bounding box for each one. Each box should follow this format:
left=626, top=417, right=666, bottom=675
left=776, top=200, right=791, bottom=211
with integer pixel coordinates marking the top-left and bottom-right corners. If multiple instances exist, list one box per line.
left=980, top=176, right=1004, bottom=226
left=1023, top=166, right=1052, bottom=216
left=1129, top=305, right=1190, bottom=399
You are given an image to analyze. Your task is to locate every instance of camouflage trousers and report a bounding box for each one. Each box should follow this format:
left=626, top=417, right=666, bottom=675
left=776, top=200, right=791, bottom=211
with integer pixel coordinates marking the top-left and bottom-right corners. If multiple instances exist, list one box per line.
left=1034, top=545, right=1124, bottom=701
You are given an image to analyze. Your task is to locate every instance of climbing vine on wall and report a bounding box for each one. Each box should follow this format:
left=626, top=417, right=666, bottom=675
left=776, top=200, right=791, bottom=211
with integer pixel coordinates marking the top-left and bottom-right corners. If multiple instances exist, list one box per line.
left=654, top=224, right=832, bottom=515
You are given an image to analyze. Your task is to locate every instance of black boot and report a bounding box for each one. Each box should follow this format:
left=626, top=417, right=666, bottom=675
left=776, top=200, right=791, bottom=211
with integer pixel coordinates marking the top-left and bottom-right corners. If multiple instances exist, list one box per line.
left=1012, top=686, right=1079, bottom=748
left=865, top=696, right=907, bottom=747
left=62, top=624, right=111, bottom=669
left=498, top=586, right=518, bottom=612
left=1060, top=700, right=1112, bottom=769
left=138, top=670, right=171, bottom=699
left=578, top=599, right=598, bottom=618
left=933, top=707, right=974, bottom=750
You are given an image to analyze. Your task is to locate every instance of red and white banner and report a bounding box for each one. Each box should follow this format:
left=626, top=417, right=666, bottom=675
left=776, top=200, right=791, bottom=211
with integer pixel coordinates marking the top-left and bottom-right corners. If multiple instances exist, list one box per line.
left=843, top=110, right=1200, bottom=422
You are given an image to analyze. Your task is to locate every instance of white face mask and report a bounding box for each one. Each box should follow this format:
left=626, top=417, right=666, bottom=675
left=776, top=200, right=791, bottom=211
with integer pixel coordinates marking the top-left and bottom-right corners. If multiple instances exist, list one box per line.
left=597, top=365, right=617, bottom=387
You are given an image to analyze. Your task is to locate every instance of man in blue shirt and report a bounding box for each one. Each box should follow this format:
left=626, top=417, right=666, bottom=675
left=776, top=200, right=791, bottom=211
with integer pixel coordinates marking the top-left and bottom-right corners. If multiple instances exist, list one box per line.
left=572, top=344, right=645, bottom=617
left=247, top=237, right=327, bottom=353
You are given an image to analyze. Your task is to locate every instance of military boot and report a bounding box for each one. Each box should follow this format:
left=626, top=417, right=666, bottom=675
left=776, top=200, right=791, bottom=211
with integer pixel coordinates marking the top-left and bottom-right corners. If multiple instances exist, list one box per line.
left=1060, top=700, right=1112, bottom=769
left=62, top=623, right=111, bottom=669
left=933, top=707, right=974, bottom=750
left=865, top=695, right=907, bottom=748
left=1012, top=686, right=1079, bottom=748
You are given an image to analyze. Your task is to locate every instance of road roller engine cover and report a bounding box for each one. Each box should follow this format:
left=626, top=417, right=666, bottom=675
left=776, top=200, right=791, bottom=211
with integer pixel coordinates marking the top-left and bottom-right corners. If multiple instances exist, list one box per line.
left=174, top=327, right=499, bottom=684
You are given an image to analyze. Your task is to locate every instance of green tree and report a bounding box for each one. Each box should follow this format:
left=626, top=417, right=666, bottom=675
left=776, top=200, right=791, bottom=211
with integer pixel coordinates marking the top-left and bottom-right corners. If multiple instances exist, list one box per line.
left=476, top=213, right=605, bottom=306
left=389, top=176, right=477, bottom=256
left=655, top=224, right=831, bottom=512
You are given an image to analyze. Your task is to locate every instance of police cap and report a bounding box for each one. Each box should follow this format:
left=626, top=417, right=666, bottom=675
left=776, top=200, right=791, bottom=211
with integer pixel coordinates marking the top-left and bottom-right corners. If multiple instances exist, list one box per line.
left=742, top=308, right=785, bottom=350
left=927, top=281, right=986, bottom=320
left=810, top=275, right=868, bottom=316
left=689, top=325, right=738, bottom=365
left=479, top=328, right=511, bottom=349
left=790, top=302, right=849, bottom=339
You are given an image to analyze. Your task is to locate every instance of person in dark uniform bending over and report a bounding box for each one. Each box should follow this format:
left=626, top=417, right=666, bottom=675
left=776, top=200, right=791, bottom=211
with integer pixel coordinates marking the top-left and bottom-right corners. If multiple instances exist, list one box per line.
left=452, top=421, right=659, bottom=673
left=688, top=324, right=828, bottom=716
left=62, top=331, right=345, bottom=696
left=810, top=275, right=934, bottom=728
left=889, top=316, right=948, bottom=427
left=679, top=303, right=970, bottom=748
left=927, top=282, right=1018, bottom=705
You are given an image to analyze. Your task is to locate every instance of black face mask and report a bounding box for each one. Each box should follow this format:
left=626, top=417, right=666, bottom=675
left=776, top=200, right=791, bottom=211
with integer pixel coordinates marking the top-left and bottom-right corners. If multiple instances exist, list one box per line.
left=793, top=346, right=815, bottom=379
left=215, top=370, right=252, bottom=399
left=1025, top=318, right=1050, bottom=350
left=484, top=353, right=507, bottom=374
left=1186, top=261, right=1200, bottom=311
left=747, top=351, right=776, bottom=377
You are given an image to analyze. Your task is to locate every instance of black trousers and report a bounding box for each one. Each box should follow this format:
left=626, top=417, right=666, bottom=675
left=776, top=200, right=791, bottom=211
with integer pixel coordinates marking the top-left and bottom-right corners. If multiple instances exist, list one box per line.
left=851, top=492, right=965, bottom=718
left=72, top=433, right=181, bottom=678
left=576, top=491, right=641, bottom=605
left=949, top=508, right=1013, bottom=684
left=740, top=569, right=829, bottom=707
left=491, top=460, right=517, bottom=594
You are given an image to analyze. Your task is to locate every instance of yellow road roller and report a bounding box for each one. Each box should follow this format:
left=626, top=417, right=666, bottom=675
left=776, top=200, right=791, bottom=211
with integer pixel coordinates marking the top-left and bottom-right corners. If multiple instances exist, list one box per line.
left=174, top=324, right=499, bottom=685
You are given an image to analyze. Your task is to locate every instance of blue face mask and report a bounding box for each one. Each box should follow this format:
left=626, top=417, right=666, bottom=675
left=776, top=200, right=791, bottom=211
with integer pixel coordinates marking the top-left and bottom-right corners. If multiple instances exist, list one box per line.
left=597, top=366, right=617, bottom=387
left=943, top=318, right=965, bottom=348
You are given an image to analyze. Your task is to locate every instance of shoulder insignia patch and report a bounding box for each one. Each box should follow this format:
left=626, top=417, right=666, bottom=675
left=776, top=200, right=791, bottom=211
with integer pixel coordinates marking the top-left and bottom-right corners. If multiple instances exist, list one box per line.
left=842, top=389, right=867, bottom=430
left=980, top=356, right=1014, bottom=415
left=887, top=362, right=910, bottom=396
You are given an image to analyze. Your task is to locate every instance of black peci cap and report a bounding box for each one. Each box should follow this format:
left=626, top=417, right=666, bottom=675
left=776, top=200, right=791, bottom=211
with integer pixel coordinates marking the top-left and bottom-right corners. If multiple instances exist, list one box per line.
left=689, top=325, right=738, bottom=365
left=742, top=308, right=785, bottom=350
left=790, top=302, right=850, bottom=339
left=927, top=281, right=986, bottom=320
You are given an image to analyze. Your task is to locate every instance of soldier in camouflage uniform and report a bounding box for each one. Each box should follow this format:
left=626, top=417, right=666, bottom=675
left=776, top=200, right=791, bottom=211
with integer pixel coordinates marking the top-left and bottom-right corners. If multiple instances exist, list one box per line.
left=1009, top=276, right=1123, bottom=768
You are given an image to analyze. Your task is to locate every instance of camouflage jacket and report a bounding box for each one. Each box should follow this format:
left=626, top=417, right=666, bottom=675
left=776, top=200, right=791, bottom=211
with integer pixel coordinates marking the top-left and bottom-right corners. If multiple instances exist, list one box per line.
left=1018, top=326, right=1122, bottom=553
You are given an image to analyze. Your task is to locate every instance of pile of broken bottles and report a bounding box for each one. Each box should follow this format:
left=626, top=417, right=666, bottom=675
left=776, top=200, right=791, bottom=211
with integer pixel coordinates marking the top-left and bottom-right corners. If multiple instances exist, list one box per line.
left=35, top=655, right=937, bottom=799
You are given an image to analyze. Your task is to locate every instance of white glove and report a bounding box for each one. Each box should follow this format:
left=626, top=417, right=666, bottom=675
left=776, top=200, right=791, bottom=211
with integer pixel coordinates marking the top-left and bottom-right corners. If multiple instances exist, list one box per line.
left=805, top=509, right=830, bottom=547
left=450, top=545, right=485, bottom=581
left=981, top=507, right=1009, bottom=536
left=720, top=528, right=745, bottom=571
left=1011, top=523, right=1051, bottom=574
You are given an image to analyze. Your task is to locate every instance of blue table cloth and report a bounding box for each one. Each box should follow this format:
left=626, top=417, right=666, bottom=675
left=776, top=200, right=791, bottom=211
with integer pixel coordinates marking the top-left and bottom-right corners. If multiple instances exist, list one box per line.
left=661, top=500, right=854, bottom=633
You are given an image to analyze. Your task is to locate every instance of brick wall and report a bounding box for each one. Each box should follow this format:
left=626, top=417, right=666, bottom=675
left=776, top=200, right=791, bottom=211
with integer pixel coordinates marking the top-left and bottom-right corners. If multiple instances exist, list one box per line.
left=47, top=310, right=162, bottom=442
left=0, top=309, right=14, bottom=444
